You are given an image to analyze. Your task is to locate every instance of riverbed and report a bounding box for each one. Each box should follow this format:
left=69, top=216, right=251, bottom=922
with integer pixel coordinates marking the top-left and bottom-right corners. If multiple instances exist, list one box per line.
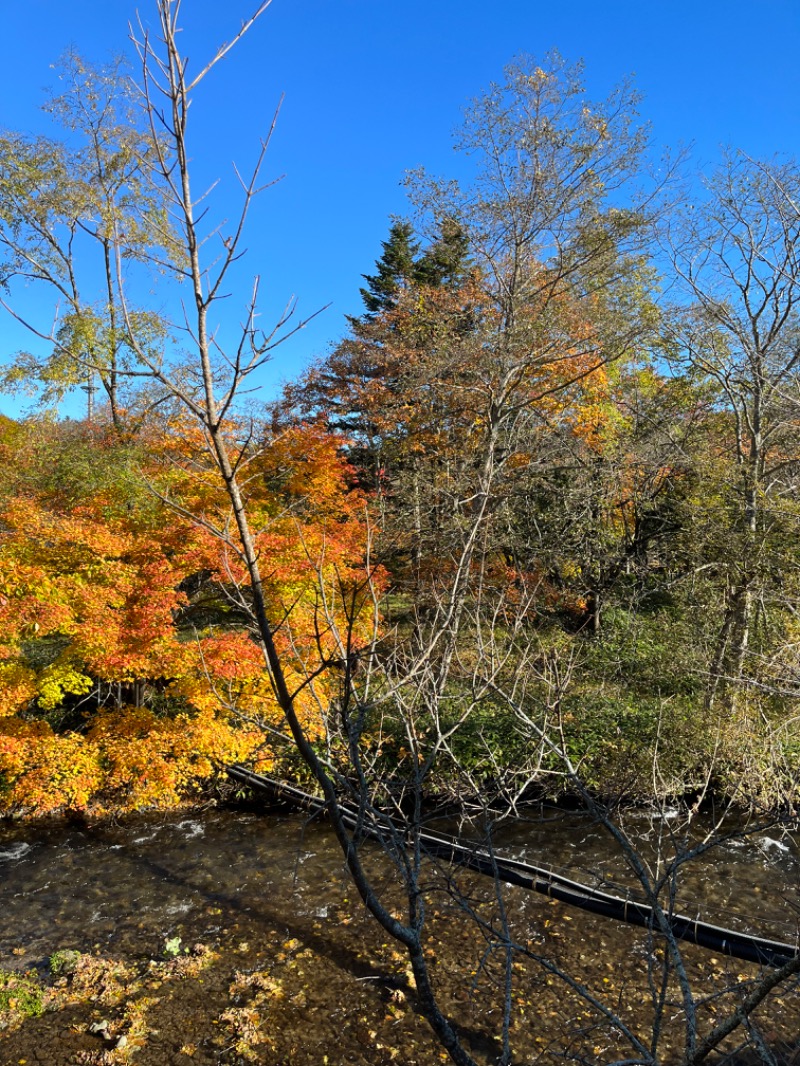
left=1, top=803, right=798, bottom=1064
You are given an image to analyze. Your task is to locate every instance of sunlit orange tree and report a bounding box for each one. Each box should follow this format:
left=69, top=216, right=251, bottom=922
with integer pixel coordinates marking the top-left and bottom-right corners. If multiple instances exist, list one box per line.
left=0, top=415, right=377, bottom=815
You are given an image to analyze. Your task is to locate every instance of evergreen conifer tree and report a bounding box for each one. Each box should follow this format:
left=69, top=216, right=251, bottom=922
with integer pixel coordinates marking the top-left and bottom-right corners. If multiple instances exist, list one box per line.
left=355, top=218, right=471, bottom=324
left=415, top=217, right=471, bottom=288
left=357, top=220, right=420, bottom=319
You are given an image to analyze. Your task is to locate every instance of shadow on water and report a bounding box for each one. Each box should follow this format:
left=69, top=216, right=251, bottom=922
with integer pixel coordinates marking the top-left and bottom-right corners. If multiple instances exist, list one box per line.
left=89, top=817, right=507, bottom=1062
left=1, top=804, right=799, bottom=1065
left=0, top=808, right=510, bottom=1061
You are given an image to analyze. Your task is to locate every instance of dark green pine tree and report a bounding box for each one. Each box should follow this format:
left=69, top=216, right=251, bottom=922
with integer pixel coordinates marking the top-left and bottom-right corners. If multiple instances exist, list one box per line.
left=357, top=220, right=420, bottom=319
left=353, top=217, right=471, bottom=326
left=414, top=217, right=471, bottom=289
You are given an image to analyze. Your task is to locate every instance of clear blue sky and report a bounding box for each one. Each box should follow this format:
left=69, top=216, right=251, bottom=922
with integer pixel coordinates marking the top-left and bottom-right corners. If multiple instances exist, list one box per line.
left=1, top=0, right=799, bottom=416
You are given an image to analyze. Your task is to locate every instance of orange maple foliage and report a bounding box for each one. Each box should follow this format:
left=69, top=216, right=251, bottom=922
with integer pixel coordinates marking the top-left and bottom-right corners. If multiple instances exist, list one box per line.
left=0, top=417, right=378, bottom=816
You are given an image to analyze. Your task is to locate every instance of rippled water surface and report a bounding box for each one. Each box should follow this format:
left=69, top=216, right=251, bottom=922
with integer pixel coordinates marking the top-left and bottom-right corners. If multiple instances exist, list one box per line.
left=0, top=803, right=798, bottom=1064
left=0, top=808, right=360, bottom=963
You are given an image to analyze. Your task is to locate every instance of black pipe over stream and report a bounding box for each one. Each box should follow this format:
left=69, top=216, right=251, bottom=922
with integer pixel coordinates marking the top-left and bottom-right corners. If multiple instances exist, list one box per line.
left=227, top=764, right=800, bottom=970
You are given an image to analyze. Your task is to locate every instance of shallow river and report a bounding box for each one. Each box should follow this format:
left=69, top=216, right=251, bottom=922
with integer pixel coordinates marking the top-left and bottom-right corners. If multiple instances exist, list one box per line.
left=0, top=803, right=798, bottom=1064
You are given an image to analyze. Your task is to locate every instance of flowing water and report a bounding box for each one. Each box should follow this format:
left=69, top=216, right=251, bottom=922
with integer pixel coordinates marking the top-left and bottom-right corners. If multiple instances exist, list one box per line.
left=0, top=802, right=798, bottom=1065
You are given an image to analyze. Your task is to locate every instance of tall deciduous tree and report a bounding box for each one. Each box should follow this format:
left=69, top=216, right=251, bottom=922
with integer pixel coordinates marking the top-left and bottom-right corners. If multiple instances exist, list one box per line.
left=386, top=54, right=665, bottom=622
left=670, top=154, right=800, bottom=706
left=0, top=52, right=175, bottom=424
left=406, top=53, right=657, bottom=333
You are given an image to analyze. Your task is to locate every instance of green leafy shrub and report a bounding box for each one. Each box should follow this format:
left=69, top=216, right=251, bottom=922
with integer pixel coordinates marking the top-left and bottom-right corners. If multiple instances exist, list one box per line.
left=0, top=969, right=45, bottom=1018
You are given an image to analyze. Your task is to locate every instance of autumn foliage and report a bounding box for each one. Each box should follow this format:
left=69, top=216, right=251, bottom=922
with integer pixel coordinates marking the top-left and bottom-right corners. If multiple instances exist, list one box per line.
left=0, top=417, right=377, bottom=815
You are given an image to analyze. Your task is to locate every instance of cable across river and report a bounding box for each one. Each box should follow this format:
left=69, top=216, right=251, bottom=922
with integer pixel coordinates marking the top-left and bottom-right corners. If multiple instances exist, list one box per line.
left=226, top=764, right=800, bottom=970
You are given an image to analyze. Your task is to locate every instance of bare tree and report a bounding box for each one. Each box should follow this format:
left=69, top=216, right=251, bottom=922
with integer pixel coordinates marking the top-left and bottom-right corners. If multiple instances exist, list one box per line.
left=668, top=154, right=800, bottom=714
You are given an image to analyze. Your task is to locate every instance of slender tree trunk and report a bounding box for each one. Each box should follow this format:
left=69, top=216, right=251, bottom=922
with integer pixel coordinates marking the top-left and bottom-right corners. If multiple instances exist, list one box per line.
left=102, top=238, right=121, bottom=428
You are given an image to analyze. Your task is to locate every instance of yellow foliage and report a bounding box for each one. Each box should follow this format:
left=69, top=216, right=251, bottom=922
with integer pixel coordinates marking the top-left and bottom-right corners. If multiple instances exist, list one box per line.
left=0, top=705, right=265, bottom=816
left=0, top=661, right=38, bottom=715
left=35, top=660, right=94, bottom=711
left=0, top=727, right=103, bottom=814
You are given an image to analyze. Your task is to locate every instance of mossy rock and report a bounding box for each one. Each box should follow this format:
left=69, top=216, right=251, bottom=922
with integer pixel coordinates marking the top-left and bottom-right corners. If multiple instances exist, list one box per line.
left=49, top=949, right=82, bottom=977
